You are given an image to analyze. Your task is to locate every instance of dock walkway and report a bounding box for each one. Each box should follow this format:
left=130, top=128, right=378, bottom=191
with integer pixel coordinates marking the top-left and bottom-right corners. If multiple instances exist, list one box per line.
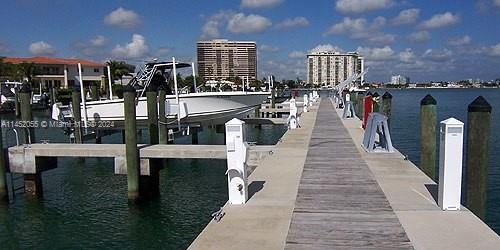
left=190, top=98, right=500, bottom=249
left=285, top=100, right=412, bottom=249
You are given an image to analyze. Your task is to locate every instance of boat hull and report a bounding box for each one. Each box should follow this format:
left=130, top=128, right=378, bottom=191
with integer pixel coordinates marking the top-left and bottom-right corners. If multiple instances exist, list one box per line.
left=53, top=92, right=270, bottom=124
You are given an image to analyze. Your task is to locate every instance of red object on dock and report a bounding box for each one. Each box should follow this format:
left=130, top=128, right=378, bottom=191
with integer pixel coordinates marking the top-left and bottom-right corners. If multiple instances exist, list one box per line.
left=363, top=95, right=373, bottom=129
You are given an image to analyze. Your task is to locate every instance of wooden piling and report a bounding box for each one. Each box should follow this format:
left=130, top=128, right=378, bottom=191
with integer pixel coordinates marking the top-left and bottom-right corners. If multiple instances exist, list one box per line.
left=124, top=86, right=140, bottom=203
left=158, top=86, right=168, bottom=145
left=0, top=116, right=8, bottom=202
left=145, top=88, right=160, bottom=198
left=466, top=96, right=492, bottom=220
left=420, top=94, right=437, bottom=181
left=382, top=92, right=392, bottom=127
left=91, top=84, right=99, bottom=101
left=14, top=87, right=20, bottom=118
left=71, top=87, right=83, bottom=144
left=19, top=84, right=35, bottom=144
left=191, top=127, right=199, bottom=145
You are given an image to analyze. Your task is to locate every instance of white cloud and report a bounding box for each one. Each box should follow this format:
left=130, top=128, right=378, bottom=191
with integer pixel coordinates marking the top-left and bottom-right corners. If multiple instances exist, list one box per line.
left=241, top=0, right=284, bottom=8
left=156, top=47, right=171, bottom=56
left=227, top=13, right=272, bottom=34
left=74, top=35, right=107, bottom=57
left=422, top=48, right=454, bottom=62
left=104, top=7, right=141, bottom=29
left=448, top=35, right=471, bottom=46
left=418, top=12, right=460, bottom=29
left=357, top=46, right=395, bottom=61
left=309, top=44, right=344, bottom=53
left=324, top=16, right=395, bottom=45
left=111, top=34, right=149, bottom=59
left=335, top=0, right=393, bottom=14
left=200, top=10, right=235, bottom=39
left=392, top=8, right=420, bottom=25
left=399, top=48, right=415, bottom=63
left=29, top=41, right=56, bottom=56
left=408, top=30, right=431, bottom=42
left=90, top=35, right=107, bottom=47
left=491, top=43, right=500, bottom=56
left=275, top=17, right=309, bottom=30
left=494, top=0, right=500, bottom=7
left=368, top=33, right=396, bottom=45
left=288, top=50, right=306, bottom=58
left=324, top=17, right=385, bottom=37
left=259, top=44, right=279, bottom=52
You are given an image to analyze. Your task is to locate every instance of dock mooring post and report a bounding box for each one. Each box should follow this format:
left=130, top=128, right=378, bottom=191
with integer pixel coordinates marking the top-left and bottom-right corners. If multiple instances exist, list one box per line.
left=14, top=87, right=21, bottom=117
left=0, top=117, right=8, bottom=203
left=466, top=96, right=492, bottom=219
left=382, top=92, right=392, bottom=128
left=143, top=87, right=160, bottom=198
left=20, top=84, right=35, bottom=144
left=91, top=83, right=99, bottom=101
left=158, top=86, right=168, bottom=145
left=124, top=86, right=140, bottom=203
left=71, top=87, right=83, bottom=144
left=420, top=94, right=437, bottom=181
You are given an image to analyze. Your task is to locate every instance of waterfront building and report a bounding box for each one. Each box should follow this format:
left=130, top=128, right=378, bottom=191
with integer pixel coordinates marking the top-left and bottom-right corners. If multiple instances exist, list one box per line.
left=197, top=39, right=257, bottom=81
left=307, top=51, right=364, bottom=87
left=2, top=56, right=105, bottom=88
left=391, top=75, right=410, bottom=85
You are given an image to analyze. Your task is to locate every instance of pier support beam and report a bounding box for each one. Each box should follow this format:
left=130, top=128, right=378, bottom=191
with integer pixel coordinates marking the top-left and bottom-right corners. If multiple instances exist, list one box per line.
left=20, top=84, right=35, bottom=144
left=158, top=87, right=168, bottom=145
left=14, top=87, right=20, bottom=118
left=124, top=86, right=140, bottom=203
left=71, top=88, right=83, bottom=144
left=191, top=127, right=199, bottom=145
left=0, top=117, right=8, bottom=203
left=466, top=96, right=492, bottom=220
left=24, top=173, right=43, bottom=198
left=91, top=83, right=99, bottom=101
left=382, top=92, right=392, bottom=128
left=420, top=94, right=437, bottom=181
left=145, top=88, right=160, bottom=198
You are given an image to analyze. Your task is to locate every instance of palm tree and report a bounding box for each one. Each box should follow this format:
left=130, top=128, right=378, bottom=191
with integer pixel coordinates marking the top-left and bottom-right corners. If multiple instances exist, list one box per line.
left=106, top=60, right=132, bottom=85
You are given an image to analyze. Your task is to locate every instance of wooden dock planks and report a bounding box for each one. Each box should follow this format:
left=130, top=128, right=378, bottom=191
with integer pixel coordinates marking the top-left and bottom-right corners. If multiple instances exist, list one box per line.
left=285, top=99, right=413, bottom=249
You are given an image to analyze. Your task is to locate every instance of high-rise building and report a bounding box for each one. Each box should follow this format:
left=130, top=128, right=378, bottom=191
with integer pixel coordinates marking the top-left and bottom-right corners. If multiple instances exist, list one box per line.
left=307, top=51, right=364, bottom=87
left=391, top=75, right=410, bottom=85
left=197, top=39, right=257, bottom=81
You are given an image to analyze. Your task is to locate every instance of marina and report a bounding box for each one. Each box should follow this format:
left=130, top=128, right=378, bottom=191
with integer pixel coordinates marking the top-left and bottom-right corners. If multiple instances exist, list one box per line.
left=1, top=1, right=500, bottom=248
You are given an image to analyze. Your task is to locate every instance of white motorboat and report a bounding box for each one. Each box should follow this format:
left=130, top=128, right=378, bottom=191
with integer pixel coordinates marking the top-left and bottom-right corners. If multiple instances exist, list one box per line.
left=51, top=59, right=270, bottom=125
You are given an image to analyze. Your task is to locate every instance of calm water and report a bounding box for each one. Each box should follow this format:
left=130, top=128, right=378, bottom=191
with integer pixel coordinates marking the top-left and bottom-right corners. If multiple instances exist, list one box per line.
left=0, top=110, right=286, bottom=249
left=381, top=88, right=500, bottom=234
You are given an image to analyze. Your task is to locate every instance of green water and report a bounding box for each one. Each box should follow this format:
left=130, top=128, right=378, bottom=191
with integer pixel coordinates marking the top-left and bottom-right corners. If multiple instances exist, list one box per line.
left=0, top=110, right=286, bottom=249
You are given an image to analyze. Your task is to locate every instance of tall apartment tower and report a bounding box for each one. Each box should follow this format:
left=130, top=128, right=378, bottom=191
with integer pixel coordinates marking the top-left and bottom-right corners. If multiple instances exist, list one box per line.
left=307, top=51, right=364, bottom=87
left=197, top=39, right=257, bottom=81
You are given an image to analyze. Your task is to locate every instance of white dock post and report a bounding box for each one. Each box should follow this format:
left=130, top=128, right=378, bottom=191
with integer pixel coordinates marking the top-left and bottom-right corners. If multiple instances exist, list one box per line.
left=303, top=94, right=309, bottom=112
left=289, top=98, right=298, bottom=129
left=309, top=93, right=313, bottom=105
left=225, top=118, right=248, bottom=205
left=438, top=117, right=464, bottom=211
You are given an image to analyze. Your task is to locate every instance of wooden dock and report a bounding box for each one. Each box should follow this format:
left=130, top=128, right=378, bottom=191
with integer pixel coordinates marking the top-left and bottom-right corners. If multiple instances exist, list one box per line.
left=285, top=100, right=412, bottom=249
left=189, top=98, right=500, bottom=250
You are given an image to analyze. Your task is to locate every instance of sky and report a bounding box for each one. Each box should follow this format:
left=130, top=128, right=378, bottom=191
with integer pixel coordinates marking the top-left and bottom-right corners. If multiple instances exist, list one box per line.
left=0, top=0, right=499, bottom=82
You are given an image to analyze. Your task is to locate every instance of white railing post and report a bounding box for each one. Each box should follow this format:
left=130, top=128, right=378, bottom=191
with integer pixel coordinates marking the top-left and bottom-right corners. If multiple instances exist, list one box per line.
left=289, top=98, right=298, bottom=129
left=303, top=94, right=309, bottom=112
left=225, top=118, right=248, bottom=204
left=438, top=117, right=464, bottom=211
